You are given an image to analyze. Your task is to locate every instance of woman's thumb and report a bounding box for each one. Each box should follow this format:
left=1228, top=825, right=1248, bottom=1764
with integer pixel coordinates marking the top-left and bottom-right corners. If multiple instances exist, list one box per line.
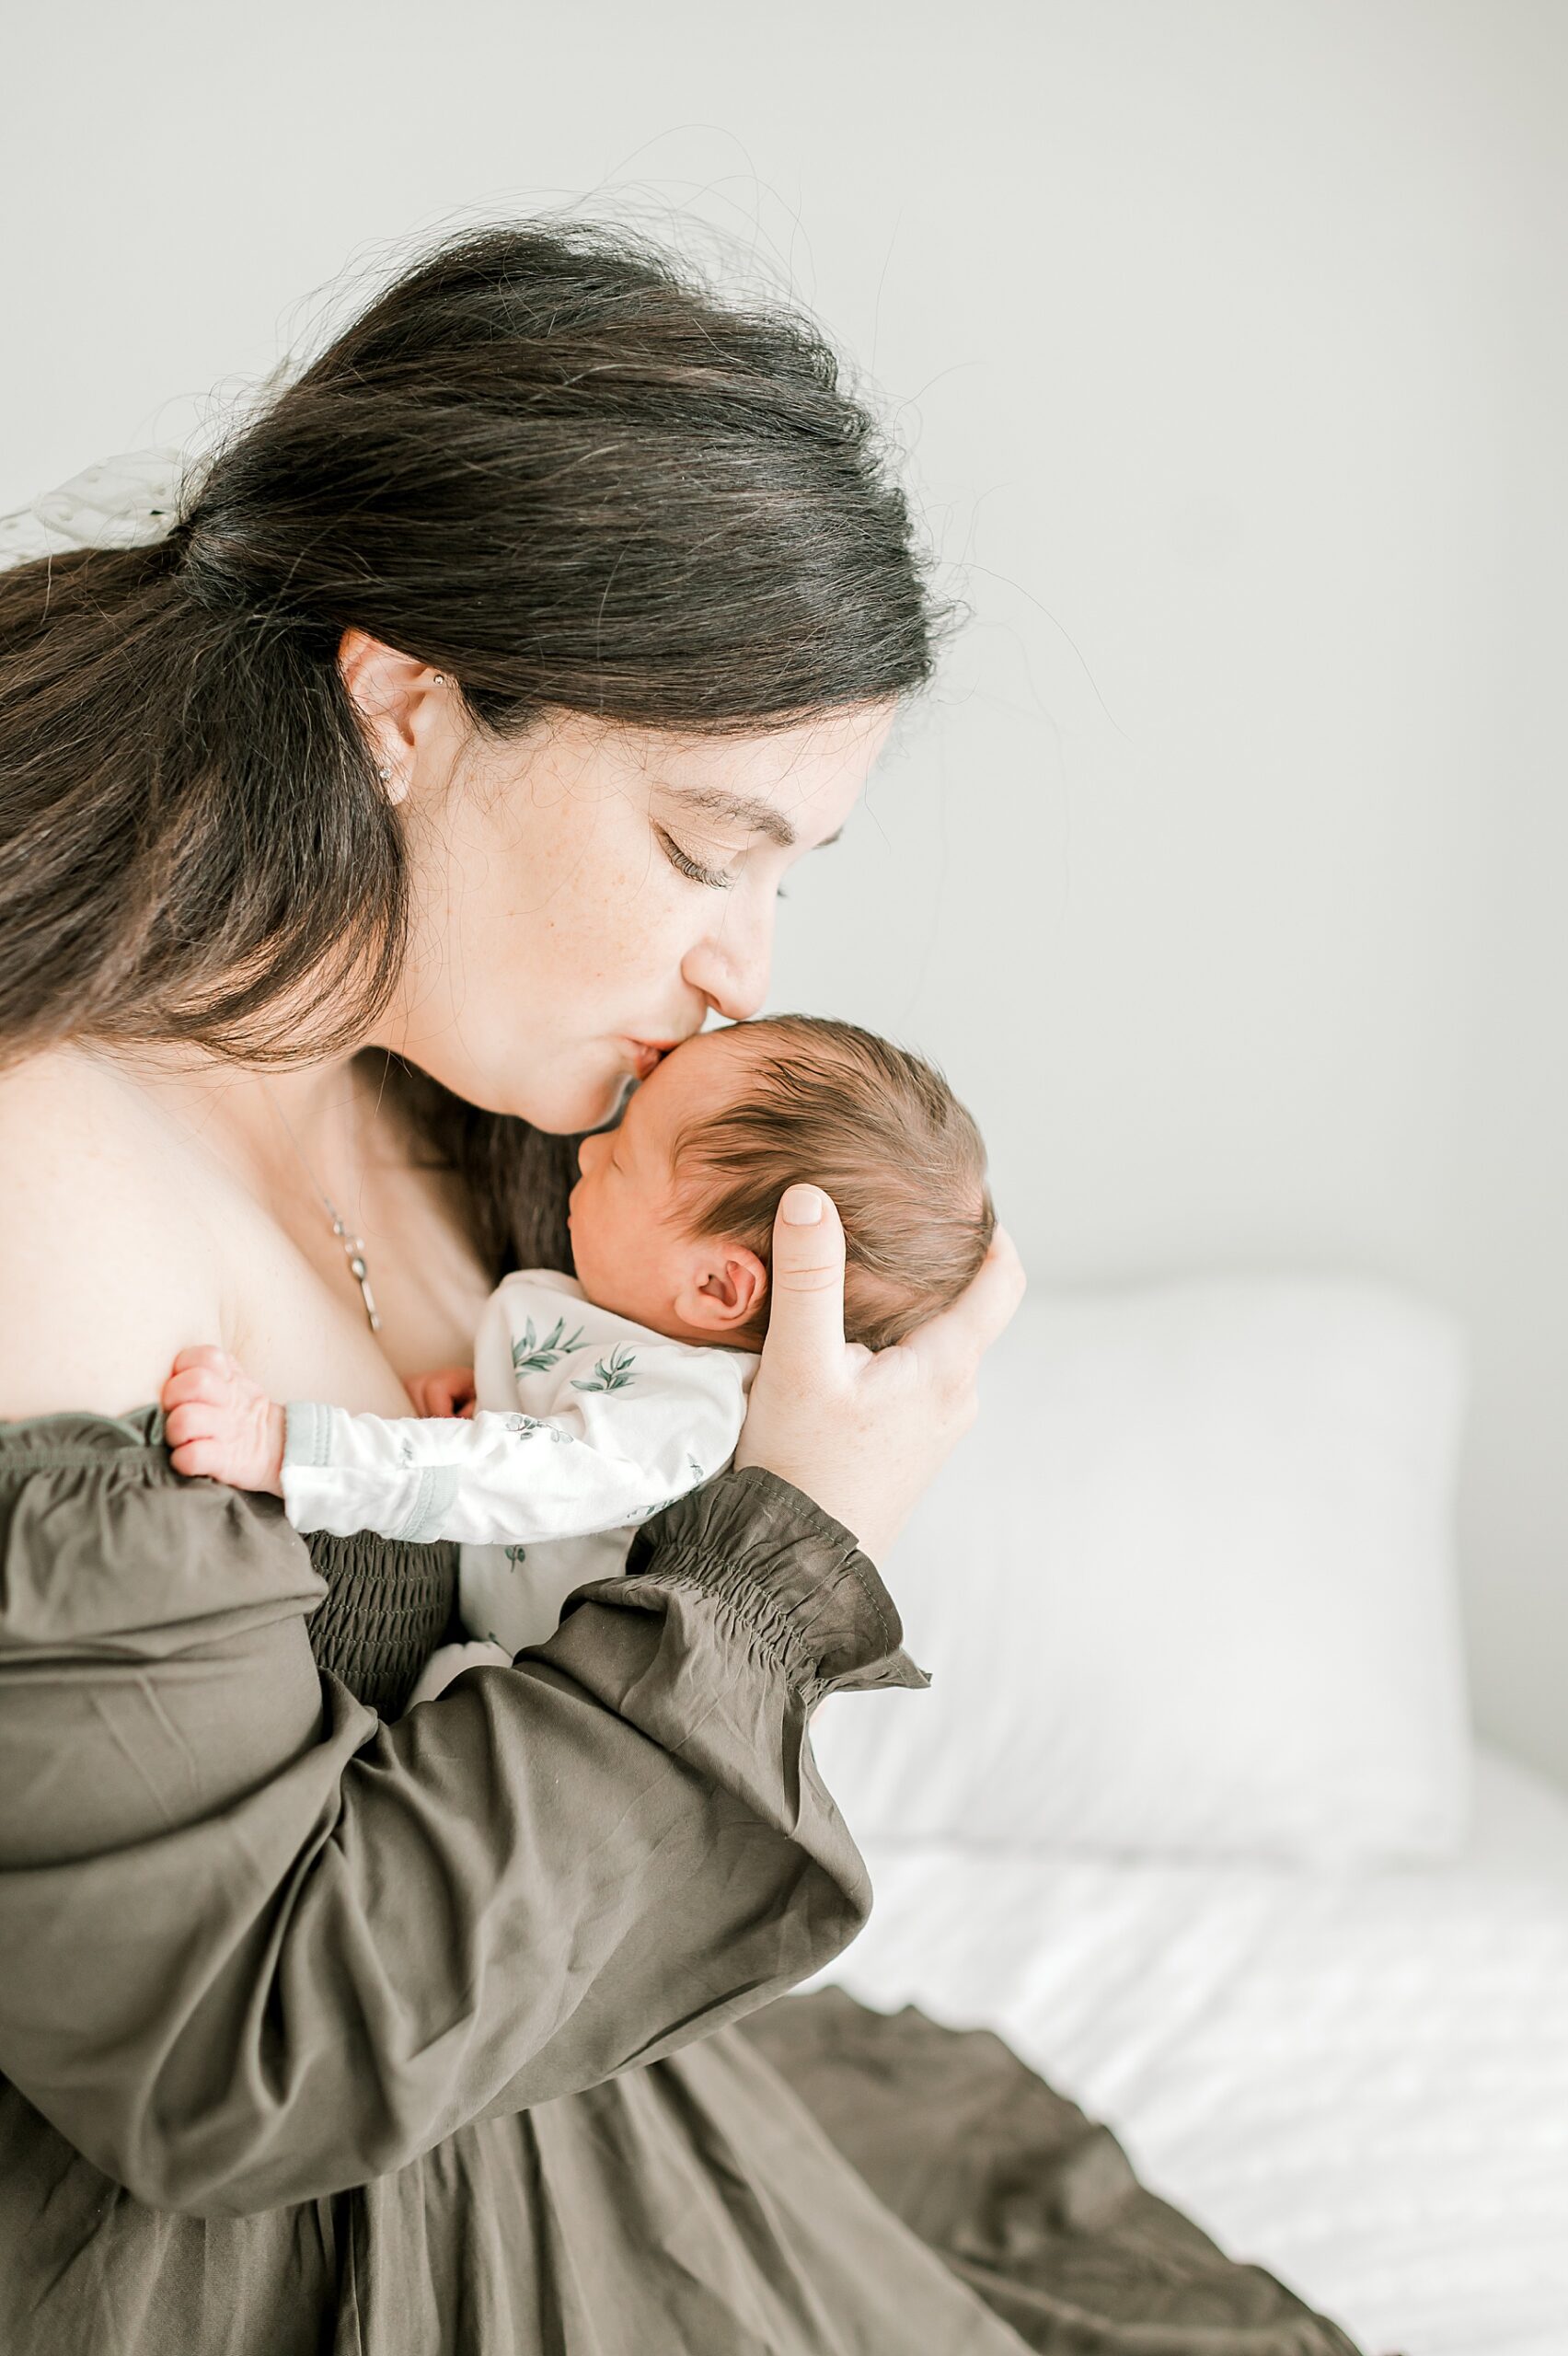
left=764, top=1184, right=847, bottom=1366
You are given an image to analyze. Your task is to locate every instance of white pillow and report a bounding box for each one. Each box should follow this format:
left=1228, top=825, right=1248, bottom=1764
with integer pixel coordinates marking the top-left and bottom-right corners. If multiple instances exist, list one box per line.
left=813, top=1276, right=1472, bottom=1862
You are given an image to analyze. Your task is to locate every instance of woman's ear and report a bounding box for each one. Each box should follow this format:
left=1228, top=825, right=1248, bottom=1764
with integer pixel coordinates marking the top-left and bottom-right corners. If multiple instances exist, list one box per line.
left=338, top=628, right=446, bottom=805
left=674, top=1244, right=768, bottom=1336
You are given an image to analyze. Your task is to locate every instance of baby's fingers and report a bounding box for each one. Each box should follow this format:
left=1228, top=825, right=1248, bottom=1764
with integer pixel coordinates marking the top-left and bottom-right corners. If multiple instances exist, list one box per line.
left=169, top=1344, right=239, bottom=1380
left=162, top=1364, right=236, bottom=1412
left=167, top=1435, right=230, bottom=1481
left=165, top=1401, right=223, bottom=1449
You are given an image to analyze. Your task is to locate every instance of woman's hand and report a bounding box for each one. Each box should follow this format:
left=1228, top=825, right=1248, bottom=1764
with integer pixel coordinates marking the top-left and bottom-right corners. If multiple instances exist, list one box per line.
left=733, top=1185, right=1025, bottom=1565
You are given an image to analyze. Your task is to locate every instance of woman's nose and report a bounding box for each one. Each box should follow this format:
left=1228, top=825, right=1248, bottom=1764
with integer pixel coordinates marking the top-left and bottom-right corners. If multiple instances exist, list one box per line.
left=683, top=917, right=773, bottom=1024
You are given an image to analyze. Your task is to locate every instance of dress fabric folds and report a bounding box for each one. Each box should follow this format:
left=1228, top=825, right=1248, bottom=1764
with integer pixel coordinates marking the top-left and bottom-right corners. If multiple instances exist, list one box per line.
left=0, top=1410, right=1360, bottom=2355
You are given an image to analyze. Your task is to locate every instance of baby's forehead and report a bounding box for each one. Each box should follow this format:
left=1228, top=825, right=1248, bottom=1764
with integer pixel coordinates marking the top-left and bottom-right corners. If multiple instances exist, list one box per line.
left=637, top=1025, right=790, bottom=1148
left=663, top=1024, right=770, bottom=1097
left=615, top=1029, right=740, bottom=1142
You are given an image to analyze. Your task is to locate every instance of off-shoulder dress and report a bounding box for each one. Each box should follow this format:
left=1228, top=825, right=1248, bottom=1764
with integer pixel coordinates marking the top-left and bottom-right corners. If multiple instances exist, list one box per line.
left=0, top=1408, right=1359, bottom=2356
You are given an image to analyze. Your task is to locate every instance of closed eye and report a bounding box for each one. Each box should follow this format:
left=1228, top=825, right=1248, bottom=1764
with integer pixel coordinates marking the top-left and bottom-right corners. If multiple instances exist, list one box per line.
left=656, top=827, right=735, bottom=891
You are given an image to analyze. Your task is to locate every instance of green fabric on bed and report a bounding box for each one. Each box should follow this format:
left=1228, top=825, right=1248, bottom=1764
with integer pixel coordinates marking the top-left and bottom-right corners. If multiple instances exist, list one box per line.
left=743, top=1992, right=1363, bottom=2353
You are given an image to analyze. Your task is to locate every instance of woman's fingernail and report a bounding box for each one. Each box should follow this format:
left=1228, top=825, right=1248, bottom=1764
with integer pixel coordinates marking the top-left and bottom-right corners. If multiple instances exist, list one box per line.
left=781, top=1184, right=824, bottom=1226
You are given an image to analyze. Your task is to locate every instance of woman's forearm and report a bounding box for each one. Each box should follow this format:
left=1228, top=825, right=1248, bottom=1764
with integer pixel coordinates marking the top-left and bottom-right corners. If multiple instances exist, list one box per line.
left=0, top=1455, right=917, bottom=2215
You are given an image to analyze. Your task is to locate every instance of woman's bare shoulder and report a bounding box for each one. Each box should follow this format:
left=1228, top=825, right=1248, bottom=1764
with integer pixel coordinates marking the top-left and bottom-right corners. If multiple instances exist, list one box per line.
left=0, top=1051, right=223, bottom=1419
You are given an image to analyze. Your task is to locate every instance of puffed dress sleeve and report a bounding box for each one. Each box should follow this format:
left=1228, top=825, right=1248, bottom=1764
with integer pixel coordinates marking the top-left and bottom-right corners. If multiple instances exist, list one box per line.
left=0, top=1411, right=923, bottom=2217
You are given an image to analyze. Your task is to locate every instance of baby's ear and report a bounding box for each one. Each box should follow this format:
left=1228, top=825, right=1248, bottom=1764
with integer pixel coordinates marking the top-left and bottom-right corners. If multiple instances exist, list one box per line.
left=674, top=1242, right=768, bottom=1334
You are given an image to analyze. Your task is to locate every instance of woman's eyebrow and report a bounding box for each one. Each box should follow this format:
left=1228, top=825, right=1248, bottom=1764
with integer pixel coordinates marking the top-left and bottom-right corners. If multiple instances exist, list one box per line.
left=660, top=782, right=845, bottom=851
left=661, top=783, right=798, bottom=849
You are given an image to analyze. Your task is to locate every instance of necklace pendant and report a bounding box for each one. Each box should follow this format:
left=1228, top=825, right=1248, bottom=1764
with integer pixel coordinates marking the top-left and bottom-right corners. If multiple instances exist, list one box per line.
left=327, top=1217, right=381, bottom=1334
left=266, top=1086, right=385, bottom=1339
left=344, top=1235, right=382, bottom=1334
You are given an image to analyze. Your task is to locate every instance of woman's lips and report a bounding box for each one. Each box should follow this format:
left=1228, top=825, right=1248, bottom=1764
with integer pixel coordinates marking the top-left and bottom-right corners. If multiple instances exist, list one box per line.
left=624, top=1038, right=679, bottom=1080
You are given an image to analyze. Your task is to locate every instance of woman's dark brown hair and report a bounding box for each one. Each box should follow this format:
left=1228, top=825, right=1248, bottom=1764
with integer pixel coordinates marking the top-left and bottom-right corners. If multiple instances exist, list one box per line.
left=0, top=221, right=941, bottom=1272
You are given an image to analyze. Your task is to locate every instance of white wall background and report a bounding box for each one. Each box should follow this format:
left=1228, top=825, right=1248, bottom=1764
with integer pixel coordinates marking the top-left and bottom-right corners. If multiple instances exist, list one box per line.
left=3, top=2, right=1563, bottom=1784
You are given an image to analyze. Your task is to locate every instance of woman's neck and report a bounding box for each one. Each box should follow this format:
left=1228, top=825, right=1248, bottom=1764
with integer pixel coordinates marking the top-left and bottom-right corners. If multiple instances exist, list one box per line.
left=87, top=1042, right=376, bottom=1222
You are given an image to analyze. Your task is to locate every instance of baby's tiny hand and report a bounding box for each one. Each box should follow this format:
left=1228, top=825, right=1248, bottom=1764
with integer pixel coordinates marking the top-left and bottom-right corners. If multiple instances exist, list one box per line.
left=406, top=1366, right=478, bottom=1419
left=162, top=1345, right=286, bottom=1495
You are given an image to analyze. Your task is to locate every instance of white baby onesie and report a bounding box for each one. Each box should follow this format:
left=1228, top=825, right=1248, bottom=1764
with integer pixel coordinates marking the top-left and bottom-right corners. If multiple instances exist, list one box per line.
left=282, top=1271, right=758, bottom=1655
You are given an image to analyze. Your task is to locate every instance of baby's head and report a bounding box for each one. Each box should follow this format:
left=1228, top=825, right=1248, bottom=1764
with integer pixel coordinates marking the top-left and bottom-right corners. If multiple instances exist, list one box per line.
left=567, top=1016, right=994, bottom=1350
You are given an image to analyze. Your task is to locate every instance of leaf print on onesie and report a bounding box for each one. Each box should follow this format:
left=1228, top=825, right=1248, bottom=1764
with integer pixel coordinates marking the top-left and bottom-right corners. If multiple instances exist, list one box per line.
left=571, top=1345, right=638, bottom=1394
left=511, top=1316, right=586, bottom=1378
left=632, top=1455, right=711, bottom=1523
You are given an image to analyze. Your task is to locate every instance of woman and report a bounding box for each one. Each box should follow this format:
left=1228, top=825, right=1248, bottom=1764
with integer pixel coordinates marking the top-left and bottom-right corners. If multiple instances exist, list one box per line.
left=0, top=225, right=1357, bottom=2356
left=0, top=219, right=1033, bottom=2355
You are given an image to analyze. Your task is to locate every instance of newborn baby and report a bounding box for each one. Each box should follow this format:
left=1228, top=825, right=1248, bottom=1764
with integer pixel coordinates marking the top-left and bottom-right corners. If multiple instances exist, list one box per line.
left=162, top=1014, right=994, bottom=1703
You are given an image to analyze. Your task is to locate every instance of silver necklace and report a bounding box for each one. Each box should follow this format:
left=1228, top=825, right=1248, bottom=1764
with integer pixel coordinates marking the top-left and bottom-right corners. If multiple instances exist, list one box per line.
left=263, top=1082, right=383, bottom=1334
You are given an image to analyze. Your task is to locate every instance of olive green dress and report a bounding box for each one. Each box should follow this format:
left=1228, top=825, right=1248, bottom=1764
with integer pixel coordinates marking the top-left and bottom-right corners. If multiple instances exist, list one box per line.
left=0, top=1408, right=1361, bottom=2355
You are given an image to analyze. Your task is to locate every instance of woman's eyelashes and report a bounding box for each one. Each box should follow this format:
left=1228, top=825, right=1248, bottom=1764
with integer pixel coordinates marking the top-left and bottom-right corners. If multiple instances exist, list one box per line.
left=656, top=827, right=735, bottom=891
left=655, top=825, right=788, bottom=899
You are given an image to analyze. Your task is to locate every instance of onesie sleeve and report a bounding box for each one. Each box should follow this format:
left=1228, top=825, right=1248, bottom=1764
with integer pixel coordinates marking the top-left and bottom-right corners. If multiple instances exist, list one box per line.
left=0, top=1416, right=921, bottom=2218
left=282, top=1331, right=748, bottom=1548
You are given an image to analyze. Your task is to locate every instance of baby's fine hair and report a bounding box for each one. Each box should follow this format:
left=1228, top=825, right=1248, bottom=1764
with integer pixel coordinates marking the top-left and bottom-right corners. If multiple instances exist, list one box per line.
left=671, top=1014, right=995, bottom=1350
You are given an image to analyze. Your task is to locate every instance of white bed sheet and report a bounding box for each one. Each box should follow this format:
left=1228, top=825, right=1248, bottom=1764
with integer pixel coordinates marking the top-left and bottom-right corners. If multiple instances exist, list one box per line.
left=813, top=1746, right=1568, bottom=2356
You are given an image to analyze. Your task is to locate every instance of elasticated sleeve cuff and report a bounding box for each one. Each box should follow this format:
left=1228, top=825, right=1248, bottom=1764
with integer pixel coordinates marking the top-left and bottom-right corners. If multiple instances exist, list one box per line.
left=616, top=1465, right=929, bottom=1706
